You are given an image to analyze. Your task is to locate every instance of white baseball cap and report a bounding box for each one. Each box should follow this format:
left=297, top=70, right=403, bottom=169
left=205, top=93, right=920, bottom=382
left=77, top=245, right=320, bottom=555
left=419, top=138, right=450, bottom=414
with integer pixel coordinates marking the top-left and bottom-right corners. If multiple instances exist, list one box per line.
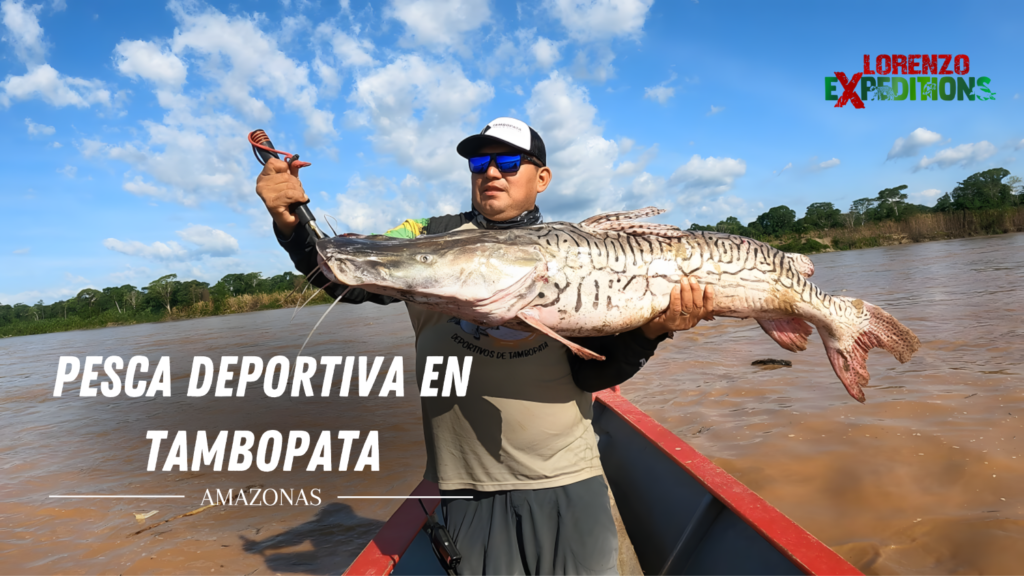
left=456, top=117, right=547, bottom=166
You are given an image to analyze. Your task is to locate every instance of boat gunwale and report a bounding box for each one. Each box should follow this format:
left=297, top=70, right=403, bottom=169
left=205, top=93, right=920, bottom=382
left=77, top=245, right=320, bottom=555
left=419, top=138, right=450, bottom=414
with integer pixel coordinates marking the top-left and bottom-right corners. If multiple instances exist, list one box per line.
left=594, top=390, right=859, bottom=576
left=344, top=480, right=441, bottom=576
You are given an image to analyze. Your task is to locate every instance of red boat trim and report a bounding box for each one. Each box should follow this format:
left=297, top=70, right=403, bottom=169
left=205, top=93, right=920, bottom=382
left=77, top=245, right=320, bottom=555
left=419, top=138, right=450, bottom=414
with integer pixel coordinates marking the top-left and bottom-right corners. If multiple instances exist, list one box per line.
left=595, top=390, right=861, bottom=576
left=343, top=480, right=440, bottom=576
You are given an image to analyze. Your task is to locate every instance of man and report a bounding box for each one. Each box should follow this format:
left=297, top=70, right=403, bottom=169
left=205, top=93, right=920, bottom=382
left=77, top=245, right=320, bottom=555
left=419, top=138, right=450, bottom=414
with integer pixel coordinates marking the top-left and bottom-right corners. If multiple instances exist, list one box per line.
left=256, top=117, right=714, bottom=574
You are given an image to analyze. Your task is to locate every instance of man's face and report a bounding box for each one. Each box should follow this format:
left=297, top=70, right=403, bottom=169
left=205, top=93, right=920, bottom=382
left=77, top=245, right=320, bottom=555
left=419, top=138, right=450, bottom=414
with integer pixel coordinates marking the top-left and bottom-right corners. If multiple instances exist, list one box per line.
left=470, top=144, right=551, bottom=222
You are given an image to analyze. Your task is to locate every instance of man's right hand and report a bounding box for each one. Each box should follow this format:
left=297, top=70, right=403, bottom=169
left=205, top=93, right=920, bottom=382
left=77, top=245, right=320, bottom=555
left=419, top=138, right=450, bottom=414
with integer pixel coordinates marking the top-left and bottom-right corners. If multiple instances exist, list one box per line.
left=255, top=158, right=308, bottom=237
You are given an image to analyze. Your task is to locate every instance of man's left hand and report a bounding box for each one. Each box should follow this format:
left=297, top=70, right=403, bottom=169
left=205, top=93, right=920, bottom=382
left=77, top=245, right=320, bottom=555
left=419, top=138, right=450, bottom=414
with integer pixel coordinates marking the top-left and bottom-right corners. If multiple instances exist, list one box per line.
left=641, top=278, right=716, bottom=340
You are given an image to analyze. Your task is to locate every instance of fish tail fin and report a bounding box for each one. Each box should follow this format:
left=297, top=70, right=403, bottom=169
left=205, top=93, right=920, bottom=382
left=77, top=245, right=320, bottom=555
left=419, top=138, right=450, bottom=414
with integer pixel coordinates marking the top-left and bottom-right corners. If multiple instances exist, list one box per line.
left=824, top=302, right=921, bottom=403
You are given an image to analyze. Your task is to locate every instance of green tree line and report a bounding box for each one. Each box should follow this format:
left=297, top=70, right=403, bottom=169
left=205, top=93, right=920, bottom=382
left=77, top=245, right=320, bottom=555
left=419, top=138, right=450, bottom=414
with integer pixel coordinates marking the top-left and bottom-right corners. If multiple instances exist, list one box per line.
left=1, top=271, right=311, bottom=337
left=688, top=168, right=1023, bottom=252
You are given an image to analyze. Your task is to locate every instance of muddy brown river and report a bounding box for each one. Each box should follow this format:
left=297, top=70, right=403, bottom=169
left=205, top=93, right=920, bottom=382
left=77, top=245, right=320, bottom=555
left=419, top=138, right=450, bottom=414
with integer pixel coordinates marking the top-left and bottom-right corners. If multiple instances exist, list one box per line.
left=2, top=233, right=1023, bottom=575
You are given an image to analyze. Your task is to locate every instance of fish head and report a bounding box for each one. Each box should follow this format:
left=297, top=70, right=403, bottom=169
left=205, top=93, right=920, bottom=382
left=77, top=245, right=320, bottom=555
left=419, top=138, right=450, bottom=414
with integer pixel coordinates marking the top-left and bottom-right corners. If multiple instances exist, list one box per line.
left=316, top=229, right=547, bottom=303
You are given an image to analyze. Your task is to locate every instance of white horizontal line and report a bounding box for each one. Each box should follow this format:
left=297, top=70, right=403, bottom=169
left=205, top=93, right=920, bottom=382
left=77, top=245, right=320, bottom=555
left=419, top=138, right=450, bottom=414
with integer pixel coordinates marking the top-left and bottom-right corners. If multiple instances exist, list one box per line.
left=336, top=496, right=470, bottom=499
left=49, top=495, right=185, bottom=498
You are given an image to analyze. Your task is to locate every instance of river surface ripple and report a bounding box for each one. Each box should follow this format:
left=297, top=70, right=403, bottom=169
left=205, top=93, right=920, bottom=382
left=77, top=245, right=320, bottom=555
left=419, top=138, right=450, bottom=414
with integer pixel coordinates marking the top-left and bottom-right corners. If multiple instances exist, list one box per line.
left=2, top=233, right=1023, bottom=575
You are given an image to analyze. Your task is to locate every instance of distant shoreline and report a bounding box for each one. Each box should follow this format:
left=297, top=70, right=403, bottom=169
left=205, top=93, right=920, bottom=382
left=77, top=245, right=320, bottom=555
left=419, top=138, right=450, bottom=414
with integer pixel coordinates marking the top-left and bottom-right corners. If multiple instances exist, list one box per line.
left=1, top=291, right=334, bottom=340
left=766, top=207, right=1024, bottom=254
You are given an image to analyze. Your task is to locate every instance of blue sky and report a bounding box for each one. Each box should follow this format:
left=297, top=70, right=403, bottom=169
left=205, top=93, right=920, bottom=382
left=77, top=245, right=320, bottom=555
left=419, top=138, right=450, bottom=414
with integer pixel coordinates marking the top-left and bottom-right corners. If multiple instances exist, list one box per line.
left=2, top=0, right=1022, bottom=305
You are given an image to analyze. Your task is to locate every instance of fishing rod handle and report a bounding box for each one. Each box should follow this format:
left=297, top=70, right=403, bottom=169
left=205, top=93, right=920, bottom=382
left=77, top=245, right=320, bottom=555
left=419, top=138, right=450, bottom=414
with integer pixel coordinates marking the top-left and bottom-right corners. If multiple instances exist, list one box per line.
left=254, top=132, right=326, bottom=240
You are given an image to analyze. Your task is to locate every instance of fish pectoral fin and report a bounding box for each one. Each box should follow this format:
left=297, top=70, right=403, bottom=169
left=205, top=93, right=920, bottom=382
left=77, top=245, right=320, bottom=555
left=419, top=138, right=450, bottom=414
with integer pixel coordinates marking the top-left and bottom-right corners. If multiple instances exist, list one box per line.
left=515, top=308, right=606, bottom=361
left=756, top=317, right=814, bottom=352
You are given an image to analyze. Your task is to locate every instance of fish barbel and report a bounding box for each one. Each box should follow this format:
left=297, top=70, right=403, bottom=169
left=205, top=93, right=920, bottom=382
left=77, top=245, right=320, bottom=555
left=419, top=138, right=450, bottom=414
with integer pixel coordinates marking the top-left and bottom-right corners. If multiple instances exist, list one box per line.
left=316, top=207, right=920, bottom=402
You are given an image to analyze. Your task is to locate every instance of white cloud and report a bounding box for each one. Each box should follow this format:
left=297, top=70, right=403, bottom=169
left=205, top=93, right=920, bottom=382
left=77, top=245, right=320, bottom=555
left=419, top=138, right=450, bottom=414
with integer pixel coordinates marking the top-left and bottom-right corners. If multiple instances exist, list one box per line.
left=690, top=195, right=759, bottom=227
left=50, top=0, right=64, bottom=11
left=312, top=56, right=341, bottom=97
left=669, top=154, right=747, bottom=194
left=176, top=224, right=240, bottom=256
left=816, top=157, right=840, bottom=170
left=915, top=141, right=996, bottom=171
left=1015, top=138, right=1024, bottom=151
left=526, top=71, right=620, bottom=216
left=911, top=188, right=943, bottom=201
left=114, top=40, right=188, bottom=89
left=706, top=104, right=724, bottom=116
left=487, top=28, right=537, bottom=78
left=25, top=117, right=54, bottom=135
left=626, top=171, right=664, bottom=199
left=1, top=0, right=46, bottom=65
left=386, top=0, right=491, bottom=50
left=103, top=238, right=190, bottom=261
left=327, top=174, right=421, bottom=233
left=348, top=54, right=493, bottom=182
left=549, top=0, right=655, bottom=42
left=1, top=63, right=111, bottom=108
left=57, top=164, right=76, bottom=178
left=485, top=28, right=562, bottom=78
left=887, top=127, right=942, bottom=160
left=12, top=247, right=29, bottom=254
left=83, top=107, right=255, bottom=207
left=87, top=3, right=342, bottom=209
left=614, top=144, right=657, bottom=177
left=644, top=85, right=674, bottom=105
left=0, top=1, right=111, bottom=108
left=121, top=176, right=170, bottom=199
left=167, top=1, right=336, bottom=145
left=278, top=15, right=309, bottom=44
left=103, top=225, right=239, bottom=261
left=49, top=141, right=60, bottom=148
left=532, top=36, right=562, bottom=69
left=315, top=22, right=375, bottom=67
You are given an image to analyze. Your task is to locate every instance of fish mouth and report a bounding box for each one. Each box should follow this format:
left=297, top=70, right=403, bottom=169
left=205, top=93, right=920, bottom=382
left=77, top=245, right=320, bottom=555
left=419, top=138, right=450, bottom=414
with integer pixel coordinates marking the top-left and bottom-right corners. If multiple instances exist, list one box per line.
left=317, top=253, right=391, bottom=286
left=317, top=253, right=338, bottom=283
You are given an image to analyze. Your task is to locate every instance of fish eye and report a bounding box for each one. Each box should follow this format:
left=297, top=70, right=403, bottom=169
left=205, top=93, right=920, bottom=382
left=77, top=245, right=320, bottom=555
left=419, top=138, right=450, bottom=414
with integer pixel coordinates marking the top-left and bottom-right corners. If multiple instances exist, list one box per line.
left=417, top=254, right=433, bottom=264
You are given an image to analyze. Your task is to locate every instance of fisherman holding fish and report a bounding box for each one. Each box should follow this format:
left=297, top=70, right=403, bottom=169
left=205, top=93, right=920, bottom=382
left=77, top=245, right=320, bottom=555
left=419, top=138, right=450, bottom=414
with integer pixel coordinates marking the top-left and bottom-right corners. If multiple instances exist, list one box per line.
left=256, top=118, right=716, bottom=574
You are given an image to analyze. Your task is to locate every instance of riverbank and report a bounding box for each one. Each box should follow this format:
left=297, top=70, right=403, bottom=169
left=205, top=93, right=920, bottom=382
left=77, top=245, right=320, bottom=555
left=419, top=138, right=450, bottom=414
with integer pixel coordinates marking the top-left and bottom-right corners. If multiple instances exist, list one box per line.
left=769, top=206, right=1024, bottom=254
left=0, top=290, right=335, bottom=339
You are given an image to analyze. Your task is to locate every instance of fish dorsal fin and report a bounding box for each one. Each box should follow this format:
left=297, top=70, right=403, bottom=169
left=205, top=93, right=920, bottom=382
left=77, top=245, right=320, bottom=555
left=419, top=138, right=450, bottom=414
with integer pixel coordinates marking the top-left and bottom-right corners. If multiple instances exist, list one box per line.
left=581, top=207, right=689, bottom=237
left=596, top=223, right=691, bottom=238
left=580, top=207, right=666, bottom=227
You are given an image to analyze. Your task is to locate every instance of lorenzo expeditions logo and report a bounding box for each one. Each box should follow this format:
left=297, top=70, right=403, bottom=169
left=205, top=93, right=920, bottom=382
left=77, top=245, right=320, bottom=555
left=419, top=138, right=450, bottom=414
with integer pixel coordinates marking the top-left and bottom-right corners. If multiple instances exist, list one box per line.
left=826, top=54, right=995, bottom=108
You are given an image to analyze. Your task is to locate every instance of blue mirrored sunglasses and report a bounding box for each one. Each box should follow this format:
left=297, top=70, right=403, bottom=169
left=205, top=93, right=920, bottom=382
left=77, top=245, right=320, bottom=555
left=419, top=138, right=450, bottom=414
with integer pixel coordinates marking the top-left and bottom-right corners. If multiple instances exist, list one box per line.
left=468, top=153, right=541, bottom=174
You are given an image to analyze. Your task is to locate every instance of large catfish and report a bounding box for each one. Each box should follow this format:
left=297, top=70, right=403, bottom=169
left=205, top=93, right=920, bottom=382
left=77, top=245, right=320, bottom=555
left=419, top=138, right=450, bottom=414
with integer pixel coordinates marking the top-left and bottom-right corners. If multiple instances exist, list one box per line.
left=316, top=208, right=920, bottom=402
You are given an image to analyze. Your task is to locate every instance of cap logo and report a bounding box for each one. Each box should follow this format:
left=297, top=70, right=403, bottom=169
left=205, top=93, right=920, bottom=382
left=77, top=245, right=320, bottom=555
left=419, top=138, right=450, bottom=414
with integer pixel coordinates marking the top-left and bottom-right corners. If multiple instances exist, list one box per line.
left=485, top=121, right=523, bottom=133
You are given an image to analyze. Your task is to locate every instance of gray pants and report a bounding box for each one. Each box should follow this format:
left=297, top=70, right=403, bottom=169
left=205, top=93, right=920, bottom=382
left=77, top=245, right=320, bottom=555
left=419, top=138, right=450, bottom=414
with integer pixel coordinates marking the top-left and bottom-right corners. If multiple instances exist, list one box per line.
left=440, top=475, right=619, bottom=575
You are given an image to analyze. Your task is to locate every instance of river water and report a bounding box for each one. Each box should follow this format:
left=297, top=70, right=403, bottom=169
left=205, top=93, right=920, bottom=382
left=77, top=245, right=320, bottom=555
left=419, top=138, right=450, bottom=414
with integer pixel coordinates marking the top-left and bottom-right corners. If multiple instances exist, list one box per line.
left=2, top=233, right=1022, bottom=575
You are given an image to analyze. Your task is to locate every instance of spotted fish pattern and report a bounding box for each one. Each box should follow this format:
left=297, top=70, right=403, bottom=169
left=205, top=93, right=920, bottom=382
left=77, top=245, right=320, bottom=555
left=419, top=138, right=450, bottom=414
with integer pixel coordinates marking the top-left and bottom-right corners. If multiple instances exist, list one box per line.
left=318, top=207, right=920, bottom=401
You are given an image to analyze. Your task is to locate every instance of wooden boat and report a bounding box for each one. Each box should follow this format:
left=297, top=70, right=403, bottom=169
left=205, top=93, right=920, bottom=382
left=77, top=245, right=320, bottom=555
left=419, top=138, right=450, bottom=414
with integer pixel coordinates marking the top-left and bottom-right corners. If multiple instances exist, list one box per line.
left=345, top=390, right=861, bottom=575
